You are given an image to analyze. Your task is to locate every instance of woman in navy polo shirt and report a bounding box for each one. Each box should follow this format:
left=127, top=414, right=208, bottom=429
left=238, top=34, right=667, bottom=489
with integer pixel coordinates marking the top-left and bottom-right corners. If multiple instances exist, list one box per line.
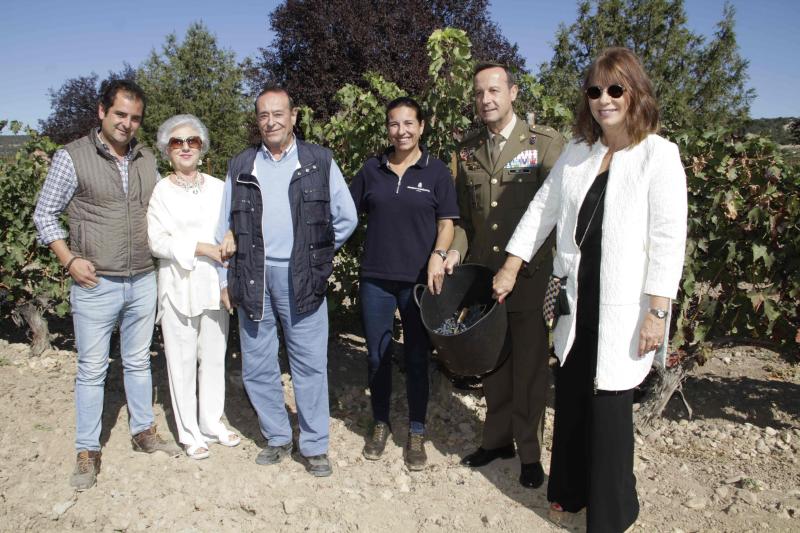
left=349, top=96, right=459, bottom=471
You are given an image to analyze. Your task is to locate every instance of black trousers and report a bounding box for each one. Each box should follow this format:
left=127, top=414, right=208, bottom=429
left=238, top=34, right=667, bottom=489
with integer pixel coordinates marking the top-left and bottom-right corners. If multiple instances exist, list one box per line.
left=547, top=327, right=640, bottom=533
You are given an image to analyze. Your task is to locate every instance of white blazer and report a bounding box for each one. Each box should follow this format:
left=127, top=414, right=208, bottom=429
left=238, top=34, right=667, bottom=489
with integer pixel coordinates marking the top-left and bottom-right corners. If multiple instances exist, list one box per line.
left=506, top=134, right=687, bottom=390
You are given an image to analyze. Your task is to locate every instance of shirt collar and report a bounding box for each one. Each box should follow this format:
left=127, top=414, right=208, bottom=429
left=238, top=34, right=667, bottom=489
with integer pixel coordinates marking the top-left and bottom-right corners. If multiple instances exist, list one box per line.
left=488, top=114, right=517, bottom=142
left=379, top=145, right=430, bottom=169
left=96, top=130, right=135, bottom=160
left=260, top=135, right=297, bottom=162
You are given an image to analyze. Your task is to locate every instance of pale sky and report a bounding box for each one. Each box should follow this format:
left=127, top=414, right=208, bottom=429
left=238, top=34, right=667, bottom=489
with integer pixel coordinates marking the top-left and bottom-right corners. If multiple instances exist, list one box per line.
left=1, top=0, right=796, bottom=130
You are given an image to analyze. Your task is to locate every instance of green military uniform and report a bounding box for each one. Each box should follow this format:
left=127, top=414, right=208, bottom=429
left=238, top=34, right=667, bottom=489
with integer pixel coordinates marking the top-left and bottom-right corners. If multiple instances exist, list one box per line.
left=451, top=114, right=565, bottom=464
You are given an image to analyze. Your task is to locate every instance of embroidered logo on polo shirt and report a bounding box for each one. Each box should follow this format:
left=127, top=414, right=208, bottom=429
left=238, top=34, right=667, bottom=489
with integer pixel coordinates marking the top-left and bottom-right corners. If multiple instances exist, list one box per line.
left=406, top=181, right=431, bottom=193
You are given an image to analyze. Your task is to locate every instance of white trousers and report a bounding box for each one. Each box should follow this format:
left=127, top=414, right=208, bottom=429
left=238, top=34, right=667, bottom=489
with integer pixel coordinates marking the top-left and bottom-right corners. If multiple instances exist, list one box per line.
left=160, top=301, right=230, bottom=448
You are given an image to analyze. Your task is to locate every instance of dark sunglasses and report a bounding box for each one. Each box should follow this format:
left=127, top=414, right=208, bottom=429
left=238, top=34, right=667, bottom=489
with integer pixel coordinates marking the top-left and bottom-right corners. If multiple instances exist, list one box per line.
left=585, top=84, right=626, bottom=100
left=168, top=136, right=203, bottom=150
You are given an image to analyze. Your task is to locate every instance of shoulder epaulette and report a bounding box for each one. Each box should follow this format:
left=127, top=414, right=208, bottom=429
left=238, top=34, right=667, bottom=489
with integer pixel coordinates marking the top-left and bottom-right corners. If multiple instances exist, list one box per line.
left=530, top=124, right=560, bottom=138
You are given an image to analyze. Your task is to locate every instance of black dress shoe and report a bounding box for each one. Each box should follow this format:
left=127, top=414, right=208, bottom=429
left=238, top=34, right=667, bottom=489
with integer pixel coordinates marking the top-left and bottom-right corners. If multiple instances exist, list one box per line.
left=460, top=445, right=516, bottom=467
left=450, top=375, right=484, bottom=391
left=519, top=461, right=545, bottom=488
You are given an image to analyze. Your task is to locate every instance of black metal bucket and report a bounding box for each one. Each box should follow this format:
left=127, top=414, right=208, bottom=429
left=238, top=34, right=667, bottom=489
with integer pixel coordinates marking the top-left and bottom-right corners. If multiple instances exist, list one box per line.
left=415, top=264, right=508, bottom=377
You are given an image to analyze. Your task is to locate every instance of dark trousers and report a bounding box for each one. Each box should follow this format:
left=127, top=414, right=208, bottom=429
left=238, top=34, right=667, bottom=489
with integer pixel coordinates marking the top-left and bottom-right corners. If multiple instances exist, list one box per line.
left=547, top=327, right=639, bottom=533
left=360, top=277, right=430, bottom=430
left=481, top=309, right=549, bottom=464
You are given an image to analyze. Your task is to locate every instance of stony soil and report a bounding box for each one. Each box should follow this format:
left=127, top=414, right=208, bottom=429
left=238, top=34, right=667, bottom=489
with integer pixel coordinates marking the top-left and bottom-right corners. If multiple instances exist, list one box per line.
left=0, top=325, right=798, bottom=532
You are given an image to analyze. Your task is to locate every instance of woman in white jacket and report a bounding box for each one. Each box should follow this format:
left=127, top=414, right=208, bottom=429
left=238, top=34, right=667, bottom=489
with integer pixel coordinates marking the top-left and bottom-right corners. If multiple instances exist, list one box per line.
left=493, top=48, right=687, bottom=532
left=147, top=114, right=239, bottom=459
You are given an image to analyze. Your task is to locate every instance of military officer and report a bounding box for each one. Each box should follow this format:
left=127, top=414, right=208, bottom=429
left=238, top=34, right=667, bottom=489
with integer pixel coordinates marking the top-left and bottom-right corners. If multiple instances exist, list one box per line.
left=446, top=62, right=565, bottom=489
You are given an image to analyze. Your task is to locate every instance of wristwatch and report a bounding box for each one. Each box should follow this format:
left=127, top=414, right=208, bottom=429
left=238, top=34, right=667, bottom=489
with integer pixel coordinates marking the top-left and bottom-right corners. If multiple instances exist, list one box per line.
left=431, top=249, right=447, bottom=261
left=649, top=307, right=668, bottom=319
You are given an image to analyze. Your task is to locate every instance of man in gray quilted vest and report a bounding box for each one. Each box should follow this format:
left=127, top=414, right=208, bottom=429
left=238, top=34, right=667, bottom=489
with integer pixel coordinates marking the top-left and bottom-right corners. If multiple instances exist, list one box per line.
left=34, top=79, right=179, bottom=491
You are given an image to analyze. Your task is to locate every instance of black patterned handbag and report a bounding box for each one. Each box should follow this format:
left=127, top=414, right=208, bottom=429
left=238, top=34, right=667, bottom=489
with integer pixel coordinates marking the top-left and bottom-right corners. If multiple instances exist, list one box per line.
left=543, top=275, right=569, bottom=329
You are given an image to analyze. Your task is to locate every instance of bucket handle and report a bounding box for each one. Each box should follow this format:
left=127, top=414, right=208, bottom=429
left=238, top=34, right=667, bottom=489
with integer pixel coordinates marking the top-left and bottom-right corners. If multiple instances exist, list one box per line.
left=413, top=284, right=427, bottom=308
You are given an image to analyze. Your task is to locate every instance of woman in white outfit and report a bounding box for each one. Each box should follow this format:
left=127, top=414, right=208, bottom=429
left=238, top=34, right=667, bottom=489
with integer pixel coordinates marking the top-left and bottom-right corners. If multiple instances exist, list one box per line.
left=147, top=114, right=240, bottom=459
left=493, top=48, right=687, bottom=532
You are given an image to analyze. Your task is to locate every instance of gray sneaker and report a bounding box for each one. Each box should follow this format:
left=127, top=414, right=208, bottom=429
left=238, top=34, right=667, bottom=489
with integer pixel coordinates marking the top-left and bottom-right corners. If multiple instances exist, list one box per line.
left=362, top=421, right=391, bottom=460
left=405, top=432, right=427, bottom=471
left=70, top=450, right=101, bottom=491
left=305, top=454, right=333, bottom=477
left=255, top=442, right=293, bottom=465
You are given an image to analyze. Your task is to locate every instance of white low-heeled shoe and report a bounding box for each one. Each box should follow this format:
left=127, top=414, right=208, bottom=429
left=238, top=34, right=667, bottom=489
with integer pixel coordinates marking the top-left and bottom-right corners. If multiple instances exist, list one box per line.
left=185, top=444, right=210, bottom=460
left=207, top=432, right=241, bottom=447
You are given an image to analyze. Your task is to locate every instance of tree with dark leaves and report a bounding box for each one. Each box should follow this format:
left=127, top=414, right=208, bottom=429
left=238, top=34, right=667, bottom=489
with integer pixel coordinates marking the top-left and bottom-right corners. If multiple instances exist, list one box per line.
left=245, top=0, right=524, bottom=118
left=38, top=65, right=136, bottom=145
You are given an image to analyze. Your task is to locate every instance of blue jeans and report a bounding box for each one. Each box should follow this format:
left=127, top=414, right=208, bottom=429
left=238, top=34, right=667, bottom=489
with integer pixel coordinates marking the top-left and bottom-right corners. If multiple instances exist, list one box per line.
left=238, top=265, right=330, bottom=456
left=360, top=277, right=430, bottom=433
left=70, top=272, right=157, bottom=451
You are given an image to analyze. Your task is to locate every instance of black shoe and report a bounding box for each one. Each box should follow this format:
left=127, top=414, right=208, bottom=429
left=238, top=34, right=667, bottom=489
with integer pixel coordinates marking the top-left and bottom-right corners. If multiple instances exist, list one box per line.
left=519, top=461, right=545, bottom=488
left=449, top=375, right=483, bottom=391
left=460, top=444, right=515, bottom=467
left=255, top=442, right=293, bottom=465
left=304, top=454, right=333, bottom=477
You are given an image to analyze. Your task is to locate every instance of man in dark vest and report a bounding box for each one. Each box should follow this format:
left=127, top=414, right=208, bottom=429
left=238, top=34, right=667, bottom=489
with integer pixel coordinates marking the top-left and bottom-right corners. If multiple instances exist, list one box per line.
left=217, top=86, right=357, bottom=477
left=34, top=80, right=179, bottom=491
left=447, top=63, right=565, bottom=489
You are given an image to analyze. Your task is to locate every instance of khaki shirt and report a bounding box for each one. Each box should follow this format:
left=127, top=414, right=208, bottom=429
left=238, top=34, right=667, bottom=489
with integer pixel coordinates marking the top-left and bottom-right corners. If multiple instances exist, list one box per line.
left=452, top=115, right=565, bottom=311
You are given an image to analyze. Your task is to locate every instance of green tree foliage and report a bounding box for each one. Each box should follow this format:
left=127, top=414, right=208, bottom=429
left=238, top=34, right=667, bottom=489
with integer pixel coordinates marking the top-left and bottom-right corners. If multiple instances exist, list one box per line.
left=742, top=117, right=799, bottom=146
left=136, top=22, right=249, bottom=177
left=0, top=122, right=68, bottom=351
left=246, top=0, right=525, bottom=119
left=537, top=0, right=754, bottom=133
left=38, top=65, right=136, bottom=145
left=788, top=119, right=800, bottom=145
left=675, top=129, right=799, bottom=348
left=514, top=72, right=574, bottom=134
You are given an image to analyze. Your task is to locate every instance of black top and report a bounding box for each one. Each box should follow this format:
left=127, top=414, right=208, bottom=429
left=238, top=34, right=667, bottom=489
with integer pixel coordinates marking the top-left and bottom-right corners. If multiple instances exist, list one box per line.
left=575, top=169, right=609, bottom=333
left=349, top=147, right=459, bottom=283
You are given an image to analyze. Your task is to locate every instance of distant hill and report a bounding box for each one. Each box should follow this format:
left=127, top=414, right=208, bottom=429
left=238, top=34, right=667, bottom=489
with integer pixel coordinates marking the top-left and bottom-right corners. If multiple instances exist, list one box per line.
left=743, top=117, right=798, bottom=145
left=0, top=135, right=31, bottom=159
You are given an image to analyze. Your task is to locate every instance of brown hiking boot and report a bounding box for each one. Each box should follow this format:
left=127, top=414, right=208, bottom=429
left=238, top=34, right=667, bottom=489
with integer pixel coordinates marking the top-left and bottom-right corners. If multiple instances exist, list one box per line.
left=131, top=425, right=181, bottom=455
left=404, top=432, right=427, bottom=471
left=362, top=421, right=391, bottom=460
left=70, top=450, right=101, bottom=491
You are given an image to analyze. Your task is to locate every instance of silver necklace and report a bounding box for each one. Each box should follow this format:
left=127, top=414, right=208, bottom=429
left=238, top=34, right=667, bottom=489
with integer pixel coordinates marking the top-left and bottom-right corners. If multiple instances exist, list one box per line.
left=173, top=171, right=203, bottom=194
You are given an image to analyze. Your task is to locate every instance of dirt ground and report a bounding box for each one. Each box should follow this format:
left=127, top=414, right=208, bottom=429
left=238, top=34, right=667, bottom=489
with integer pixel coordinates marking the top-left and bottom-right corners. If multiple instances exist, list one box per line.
left=0, top=320, right=798, bottom=532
